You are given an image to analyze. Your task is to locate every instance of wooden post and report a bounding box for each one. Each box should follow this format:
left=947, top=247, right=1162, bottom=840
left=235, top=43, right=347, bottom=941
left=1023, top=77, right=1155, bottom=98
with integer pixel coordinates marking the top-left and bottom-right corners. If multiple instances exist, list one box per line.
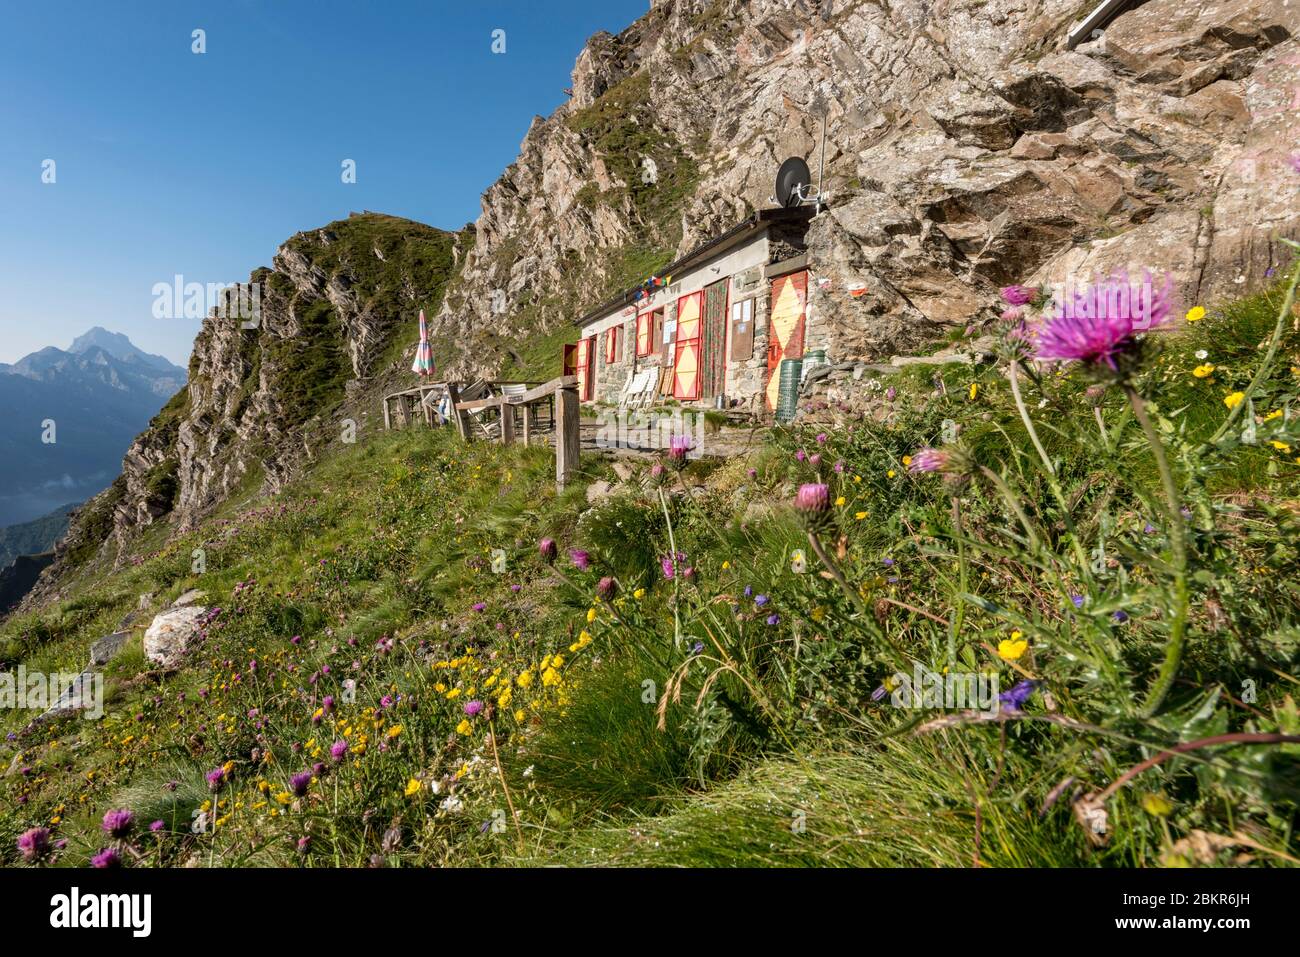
left=555, top=383, right=580, bottom=489
left=500, top=403, right=515, bottom=446
left=383, top=397, right=392, bottom=431
left=522, top=402, right=533, bottom=447
left=421, top=388, right=434, bottom=427
left=446, top=383, right=472, bottom=441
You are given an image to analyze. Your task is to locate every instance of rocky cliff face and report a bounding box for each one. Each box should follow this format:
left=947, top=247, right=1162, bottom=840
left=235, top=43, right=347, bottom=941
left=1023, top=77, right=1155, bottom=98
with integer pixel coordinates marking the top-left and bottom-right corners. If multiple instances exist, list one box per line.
left=434, top=0, right=1298, bottom=375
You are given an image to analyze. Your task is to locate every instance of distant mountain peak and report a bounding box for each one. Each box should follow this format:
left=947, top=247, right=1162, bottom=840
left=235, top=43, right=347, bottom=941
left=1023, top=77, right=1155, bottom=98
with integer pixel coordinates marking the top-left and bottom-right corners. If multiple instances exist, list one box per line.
left=68, top=327, right=183, bottom=375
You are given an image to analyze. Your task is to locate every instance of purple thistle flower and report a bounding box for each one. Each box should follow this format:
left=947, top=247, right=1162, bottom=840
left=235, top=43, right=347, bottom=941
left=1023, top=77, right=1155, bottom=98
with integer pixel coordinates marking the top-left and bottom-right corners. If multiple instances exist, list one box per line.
left=330, top=739, right=349, bottom=763
left=17, top=827, right=51, bottom=862
left=1035, top=274, right=1172, bottom=371
left=538, top=538, right=558, bottom=563
left=794, top=482, right=831, bottom=516
left=91, top=847, right=121, bottom=869
left=569, top=548, right=591, bottom=572
left=596, top=576, right=618, bottom=601
left=101, top=809, right=134, bottom=839
left=667, top=435, right=694, bottom=467
left=908, top=448, right=949, bottom=474
left=1000, top=284, right=1036, bottom=306
left=289, top=770, right=313, bottom=797
left=795, top=449, right=807, bottom=463
left=150, top=820, right=166, bottom=833
left=472, top=602, right=486, bottom=613
left=464, top=699, right=484, bottom=717
left=661, top=552, right=686, bottom=580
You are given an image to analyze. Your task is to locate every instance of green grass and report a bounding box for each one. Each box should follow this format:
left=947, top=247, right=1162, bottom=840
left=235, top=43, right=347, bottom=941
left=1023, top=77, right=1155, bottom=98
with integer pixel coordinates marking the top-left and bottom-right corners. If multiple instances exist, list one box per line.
left=4, top=274, right=1300, bottom=869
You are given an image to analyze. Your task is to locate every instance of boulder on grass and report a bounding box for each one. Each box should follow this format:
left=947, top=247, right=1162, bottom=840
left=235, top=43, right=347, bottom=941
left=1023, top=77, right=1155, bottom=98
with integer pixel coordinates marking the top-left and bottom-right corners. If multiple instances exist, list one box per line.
left=143, top=606, right=208, bottom=667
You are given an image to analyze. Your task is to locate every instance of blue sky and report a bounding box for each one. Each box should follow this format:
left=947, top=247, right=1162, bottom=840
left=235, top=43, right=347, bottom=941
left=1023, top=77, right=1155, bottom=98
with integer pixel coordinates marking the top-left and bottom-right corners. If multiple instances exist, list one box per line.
left=0, top=0, right=648, bottom=365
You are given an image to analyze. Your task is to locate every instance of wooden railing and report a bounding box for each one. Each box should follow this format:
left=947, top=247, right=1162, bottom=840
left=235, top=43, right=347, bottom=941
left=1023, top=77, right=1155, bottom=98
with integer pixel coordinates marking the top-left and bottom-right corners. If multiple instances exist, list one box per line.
left=383, top=376, right=581, bottom=489
left=382, top=383, right=446, bottom=430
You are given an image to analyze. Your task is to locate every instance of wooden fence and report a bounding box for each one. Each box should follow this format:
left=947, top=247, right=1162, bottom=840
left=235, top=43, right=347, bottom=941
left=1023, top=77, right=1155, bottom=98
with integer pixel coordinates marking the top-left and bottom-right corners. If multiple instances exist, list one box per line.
left=382, top=376, right=581, bottom=488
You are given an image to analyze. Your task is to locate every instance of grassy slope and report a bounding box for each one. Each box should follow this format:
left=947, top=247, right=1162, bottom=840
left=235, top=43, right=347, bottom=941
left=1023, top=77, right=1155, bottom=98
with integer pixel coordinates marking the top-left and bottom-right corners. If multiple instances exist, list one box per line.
left=2, top=277, right=1299, bottom=868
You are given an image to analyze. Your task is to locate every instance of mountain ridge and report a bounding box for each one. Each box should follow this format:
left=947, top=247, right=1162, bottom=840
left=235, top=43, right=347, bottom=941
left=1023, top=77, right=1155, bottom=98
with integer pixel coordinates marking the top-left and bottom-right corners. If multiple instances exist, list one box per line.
left=23, top=0, right=1300, bottom=602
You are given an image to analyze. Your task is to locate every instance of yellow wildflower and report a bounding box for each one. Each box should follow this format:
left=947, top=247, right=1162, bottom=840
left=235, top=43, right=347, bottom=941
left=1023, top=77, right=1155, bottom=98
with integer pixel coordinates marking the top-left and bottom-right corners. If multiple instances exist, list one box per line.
left=835, top=496, right=846, bottom=506
left=456, top=719, right=472, bottom=735
left=516, top=670, right=534, bottom=689
left=1192, top=364, right=1215, bottom=378
left=998, top=636, right=1029, bottom=661
left=1224, top=391, right=1245, bottom=409
left=1184, top=306, right=1205, bottom=323
left=969, top=383, right=979, bottom=400
left=404, top=778, right=423, bottom=797
left=855, top=511, right=867, bottom=520
left=633, top=588, right=645, bottom=600
left=1141, top=793, right=1175, bottom=817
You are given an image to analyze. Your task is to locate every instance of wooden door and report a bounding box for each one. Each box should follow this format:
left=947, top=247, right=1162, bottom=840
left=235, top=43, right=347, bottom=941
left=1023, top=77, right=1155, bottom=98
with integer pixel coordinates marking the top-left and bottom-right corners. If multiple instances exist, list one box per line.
left=765, top=271, right=807, bottom=411
left=575, top=336, right=595, bottom=402
left=700, top=279, right=728, bottom=398
left=672, top=292, right=702, bottom=400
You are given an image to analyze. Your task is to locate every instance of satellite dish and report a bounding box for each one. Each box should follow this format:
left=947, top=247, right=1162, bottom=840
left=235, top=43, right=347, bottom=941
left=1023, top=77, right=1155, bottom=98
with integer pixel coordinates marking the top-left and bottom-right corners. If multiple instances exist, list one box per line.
left=775, top=157, right=813, bottom=207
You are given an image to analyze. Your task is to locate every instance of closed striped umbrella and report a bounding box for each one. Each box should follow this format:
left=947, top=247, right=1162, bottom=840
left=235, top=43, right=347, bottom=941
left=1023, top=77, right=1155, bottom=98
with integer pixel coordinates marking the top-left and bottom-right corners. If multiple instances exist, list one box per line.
left=411, top=309, right=434, bottom=377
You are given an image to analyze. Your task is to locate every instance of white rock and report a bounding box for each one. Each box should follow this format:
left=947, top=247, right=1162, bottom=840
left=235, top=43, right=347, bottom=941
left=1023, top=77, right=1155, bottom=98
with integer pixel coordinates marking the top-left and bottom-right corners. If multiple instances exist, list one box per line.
left=143, top=605, right=208, bottom=666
